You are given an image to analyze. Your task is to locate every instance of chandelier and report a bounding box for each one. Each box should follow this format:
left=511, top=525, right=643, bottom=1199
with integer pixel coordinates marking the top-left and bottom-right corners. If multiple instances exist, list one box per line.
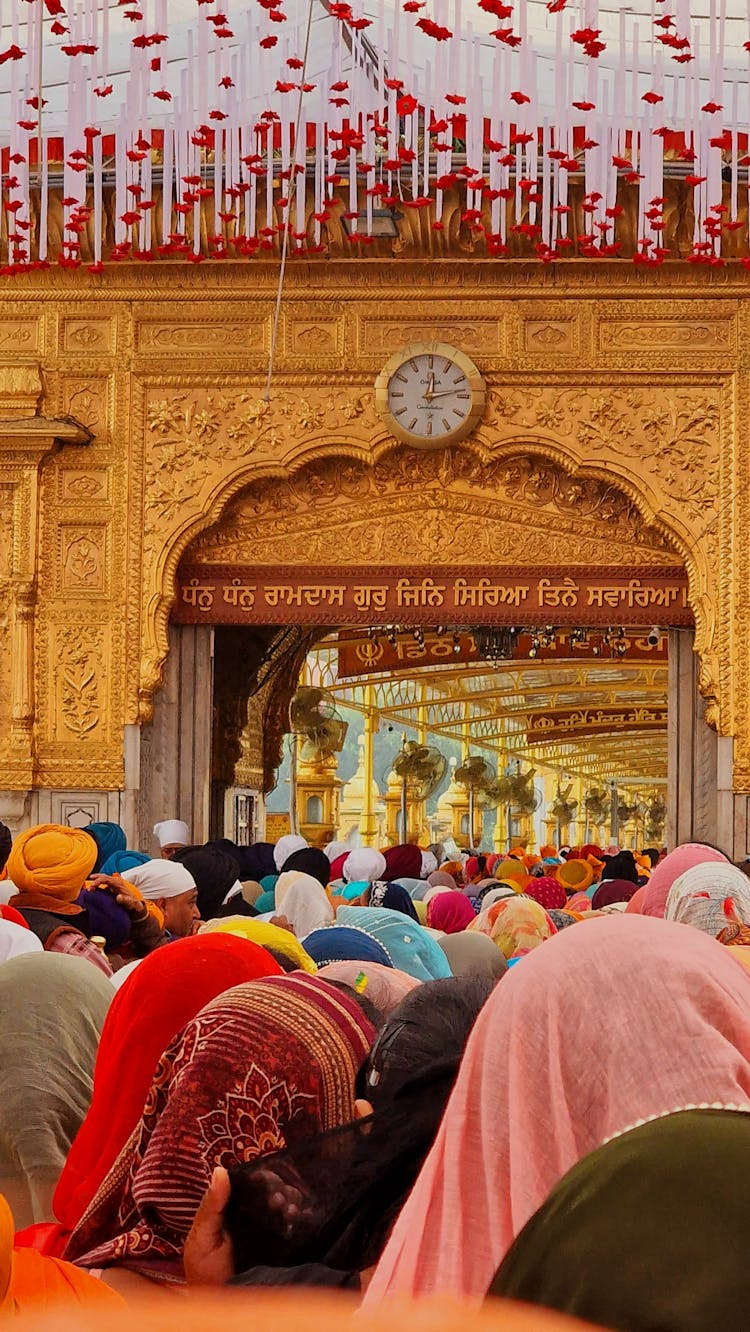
left=474, top=626, right=519, bottom=667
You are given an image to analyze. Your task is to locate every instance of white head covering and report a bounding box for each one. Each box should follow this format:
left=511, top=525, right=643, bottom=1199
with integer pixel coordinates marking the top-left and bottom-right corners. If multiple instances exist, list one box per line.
left=422, top=885, right=454, bottom=905
left=0, top=921, right=43, bottom=964
left=0, top=880, right=17, bottom=906
left=121, top=859, right=196, bottom=900
left=421, top=851, right=438, bottom=878
left=325, top=840, right=349, bottom=863
left=344, top=848, right=387, bottom=884
left=273, top=833, right=308, bottom=871
left=153, top=819, right=190, bottom=849
left=665, top=861, right=750, bottom=936
left=275, top=870, right=334, bottom=936
left=110, top=958, right=142, bottom=990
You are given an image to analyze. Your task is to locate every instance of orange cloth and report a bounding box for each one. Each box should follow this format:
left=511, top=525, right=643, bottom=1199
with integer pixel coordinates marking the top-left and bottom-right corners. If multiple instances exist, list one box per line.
left=0, top=1195, right=122, bottom=1313
left=555, top=860, right=594, bottom=893
left=7, top=1293, right=604, bottom=1331
left=7, top=825, right=97, bottom=916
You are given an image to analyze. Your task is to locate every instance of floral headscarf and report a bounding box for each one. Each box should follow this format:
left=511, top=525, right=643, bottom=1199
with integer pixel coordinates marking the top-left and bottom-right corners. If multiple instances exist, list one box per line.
left=64, top=974, right=374, bottom=1282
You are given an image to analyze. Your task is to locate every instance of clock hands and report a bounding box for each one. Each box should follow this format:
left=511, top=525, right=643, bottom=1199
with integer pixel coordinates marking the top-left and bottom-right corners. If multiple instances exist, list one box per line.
left=423, top=387, right=465, bottom=401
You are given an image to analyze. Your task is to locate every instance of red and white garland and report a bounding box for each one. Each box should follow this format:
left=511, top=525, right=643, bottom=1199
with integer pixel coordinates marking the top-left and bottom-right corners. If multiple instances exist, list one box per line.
left=1, top=0, right=750, bottom=270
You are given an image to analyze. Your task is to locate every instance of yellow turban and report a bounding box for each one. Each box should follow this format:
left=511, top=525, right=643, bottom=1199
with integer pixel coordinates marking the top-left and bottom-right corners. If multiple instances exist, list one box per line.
left=555, top=859, right=595, bottom=893
left=7, top=824, right=97, bottom=907
left=495, top=859, right=527, bottom=884
left=201, top=916, right=317, bottom=973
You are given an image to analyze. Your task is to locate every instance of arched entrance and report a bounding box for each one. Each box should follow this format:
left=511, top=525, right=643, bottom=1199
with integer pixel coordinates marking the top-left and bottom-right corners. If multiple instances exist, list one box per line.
left=136, top=445, right=714, bottom=854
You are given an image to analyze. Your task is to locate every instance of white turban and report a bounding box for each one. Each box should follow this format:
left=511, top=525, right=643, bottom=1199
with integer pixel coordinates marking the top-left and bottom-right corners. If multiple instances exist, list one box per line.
left=343, top=848, right=387, bottom=884
left=121, top=859, right=196, bottom=900
left=153, top=819, right=190, bottom=849
left=421, top=851, right=438, bottom=878
left=273, top=833, right=308, bottom=872
left=325, top=841, right=349, bottom=864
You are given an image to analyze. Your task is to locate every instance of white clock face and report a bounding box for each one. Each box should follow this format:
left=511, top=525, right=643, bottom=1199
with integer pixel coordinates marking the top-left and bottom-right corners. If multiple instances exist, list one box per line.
left=387, top=351, right=473, bottom=440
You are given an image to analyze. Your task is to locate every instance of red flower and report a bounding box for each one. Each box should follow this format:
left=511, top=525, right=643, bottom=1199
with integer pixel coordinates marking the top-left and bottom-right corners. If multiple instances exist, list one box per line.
left=396, top=93, right=418, bottom=115
left=416, top=17, right=452, bottom=38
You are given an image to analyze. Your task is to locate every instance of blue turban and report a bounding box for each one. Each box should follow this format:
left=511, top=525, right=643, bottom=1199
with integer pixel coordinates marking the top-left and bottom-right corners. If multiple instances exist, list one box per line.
left=302, top=925, right=393, bottom=968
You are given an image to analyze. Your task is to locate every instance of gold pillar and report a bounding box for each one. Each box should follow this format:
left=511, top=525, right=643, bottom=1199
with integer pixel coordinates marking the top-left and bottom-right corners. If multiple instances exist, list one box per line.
left=359, top=685, right=379, bottom=847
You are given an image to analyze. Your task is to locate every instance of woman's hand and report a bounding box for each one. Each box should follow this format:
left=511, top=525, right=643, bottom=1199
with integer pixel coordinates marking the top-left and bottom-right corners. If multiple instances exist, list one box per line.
left=184, top=1166, right=234, bottom=1286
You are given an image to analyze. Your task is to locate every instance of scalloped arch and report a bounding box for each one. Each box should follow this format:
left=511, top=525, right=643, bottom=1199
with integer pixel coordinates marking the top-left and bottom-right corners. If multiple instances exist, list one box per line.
left=140, top=431, right=710, bottom=724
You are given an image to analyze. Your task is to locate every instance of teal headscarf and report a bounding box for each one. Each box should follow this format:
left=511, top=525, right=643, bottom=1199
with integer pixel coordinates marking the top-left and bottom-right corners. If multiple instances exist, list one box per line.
left=259, top=874, right=278, bottom=894
left=254, top=890, right=276, bottom=914
left=99, top=849, right=149, bottom=877
left=338, top=881, right=369, bottom=901
left=86, top=822, right=127, bottom=873
left=336, top=905, right=452, bottom=982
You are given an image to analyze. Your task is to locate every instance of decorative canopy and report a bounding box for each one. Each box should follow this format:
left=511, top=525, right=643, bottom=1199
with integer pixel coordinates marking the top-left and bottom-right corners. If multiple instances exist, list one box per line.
left=2, top=0, right=750, bottom=269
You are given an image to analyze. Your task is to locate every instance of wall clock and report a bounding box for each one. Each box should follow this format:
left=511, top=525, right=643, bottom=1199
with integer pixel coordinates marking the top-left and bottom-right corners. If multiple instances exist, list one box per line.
left=374, top=341, right=486, bottom=448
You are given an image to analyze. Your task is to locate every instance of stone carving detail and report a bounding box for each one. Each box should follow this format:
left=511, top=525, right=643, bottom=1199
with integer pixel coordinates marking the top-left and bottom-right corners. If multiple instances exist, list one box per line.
left=525, top=322, right=574, bottom=351
left=287, top=321, right=340, bottom=354
left=56, top=626, right=102, bottom=739
left=64, top=384, right=107, bottom=430
left=137, top=323, right=266, bottom=352
left=480, top=385, right=720, bottom=530
left=359, top=319, right=500, bottom=354
left=0, top=322, right=38, bottom=352
left=63, top=321, right=112, bottom=353
left=61, top=530, right=105, bottom=591
left=143, top=384, right=379, bottom=549
left=193, top=450, right=672, bottom=570
left=60, top=469, right=109, bottom=502
left=599, top=321, right=732, bottom=351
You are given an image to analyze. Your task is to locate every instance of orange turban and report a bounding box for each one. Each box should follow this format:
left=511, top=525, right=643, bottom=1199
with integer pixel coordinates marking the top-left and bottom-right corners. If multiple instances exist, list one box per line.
left=7, top=824, right=97, bottom=914
left=555, top=859, right=595, bottom=893
left=495, top=859, right=527, bottom=884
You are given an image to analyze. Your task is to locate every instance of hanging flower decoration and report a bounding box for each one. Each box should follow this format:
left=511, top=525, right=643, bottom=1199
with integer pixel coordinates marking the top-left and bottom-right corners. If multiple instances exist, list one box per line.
left=0, top=0, right=748, bottom=272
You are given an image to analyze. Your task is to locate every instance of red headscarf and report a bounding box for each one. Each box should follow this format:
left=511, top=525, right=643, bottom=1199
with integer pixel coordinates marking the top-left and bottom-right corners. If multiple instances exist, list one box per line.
left=383, top=844, right=423, bottom=881
left=51, top=935, right=282, bottom=1246
left=0, top=905, right=29, bottom=928
left=64, top=974, right=375, bottom=1281
left=427, top=892, right=477, bottom=935
left=525, top=876, right=567, bottom=911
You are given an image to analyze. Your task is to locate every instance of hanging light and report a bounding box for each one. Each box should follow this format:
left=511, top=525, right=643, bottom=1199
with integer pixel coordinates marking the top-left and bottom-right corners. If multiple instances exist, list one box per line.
left=475, top=626, right=519, bottom=667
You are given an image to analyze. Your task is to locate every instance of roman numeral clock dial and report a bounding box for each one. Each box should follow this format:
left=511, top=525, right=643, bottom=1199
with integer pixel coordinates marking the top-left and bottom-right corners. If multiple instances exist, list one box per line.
left=374, top=342, right=486, bottom=449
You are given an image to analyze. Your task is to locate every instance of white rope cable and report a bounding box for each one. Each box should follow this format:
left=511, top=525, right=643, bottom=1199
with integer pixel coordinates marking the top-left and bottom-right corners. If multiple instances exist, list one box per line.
left=263, top=0, right=316, bottom=402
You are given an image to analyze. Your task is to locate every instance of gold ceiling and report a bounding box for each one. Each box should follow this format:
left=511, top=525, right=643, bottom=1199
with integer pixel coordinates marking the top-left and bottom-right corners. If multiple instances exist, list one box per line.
left=309, top=634, right=668, bottom=784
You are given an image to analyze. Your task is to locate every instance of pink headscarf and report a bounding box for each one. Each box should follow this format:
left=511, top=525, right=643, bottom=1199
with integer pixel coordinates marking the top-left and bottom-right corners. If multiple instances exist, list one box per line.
left=566, top=892, right=593, bottom=913
left=639, top=843, right=728, bottom=918
left=427, top=870, right=458, bottom=891
left=524, top=876, right=567, bottom=911
left=363, top=915, right=750, bottom=1305
left=317, top=961, right=419, bottom=1015
left=624, top=883, right=649, bottom=914
left=426, top=892, right=477, bottom=935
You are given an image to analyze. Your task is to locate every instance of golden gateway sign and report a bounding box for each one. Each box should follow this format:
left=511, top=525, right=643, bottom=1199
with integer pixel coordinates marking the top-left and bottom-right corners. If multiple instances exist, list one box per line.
left=174, top=565, right=692, bottom=627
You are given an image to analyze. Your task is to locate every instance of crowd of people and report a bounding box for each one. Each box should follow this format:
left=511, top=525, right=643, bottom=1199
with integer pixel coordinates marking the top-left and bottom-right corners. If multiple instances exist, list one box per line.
left=2, top=814, right=750, bottom=1327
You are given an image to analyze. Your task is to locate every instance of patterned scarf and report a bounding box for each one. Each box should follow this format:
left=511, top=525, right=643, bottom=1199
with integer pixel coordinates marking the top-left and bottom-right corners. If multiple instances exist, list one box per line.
left=64, top=974, right=374, bottom=1282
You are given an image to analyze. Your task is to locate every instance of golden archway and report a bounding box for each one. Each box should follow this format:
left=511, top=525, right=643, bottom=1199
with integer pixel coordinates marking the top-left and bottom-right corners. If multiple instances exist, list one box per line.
left=139, top=375, right=720, bottom=730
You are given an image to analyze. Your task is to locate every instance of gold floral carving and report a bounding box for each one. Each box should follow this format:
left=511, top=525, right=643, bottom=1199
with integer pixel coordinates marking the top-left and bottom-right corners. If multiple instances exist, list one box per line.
left=56, top=625, right=102, bottom=739
left=193, top=451, right=672, bottom=570
left=60, top=529, right=105, bottom=592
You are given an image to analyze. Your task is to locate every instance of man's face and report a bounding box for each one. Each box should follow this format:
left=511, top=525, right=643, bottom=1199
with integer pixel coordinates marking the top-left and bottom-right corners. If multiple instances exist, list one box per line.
left=163, top=888, right=200, bottom=937
left=160, top=843, right=185, bottom=860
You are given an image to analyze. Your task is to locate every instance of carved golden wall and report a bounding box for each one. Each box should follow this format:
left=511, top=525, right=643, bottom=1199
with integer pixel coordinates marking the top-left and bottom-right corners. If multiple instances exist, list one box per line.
left=0, top=260, right=744, bottom=793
